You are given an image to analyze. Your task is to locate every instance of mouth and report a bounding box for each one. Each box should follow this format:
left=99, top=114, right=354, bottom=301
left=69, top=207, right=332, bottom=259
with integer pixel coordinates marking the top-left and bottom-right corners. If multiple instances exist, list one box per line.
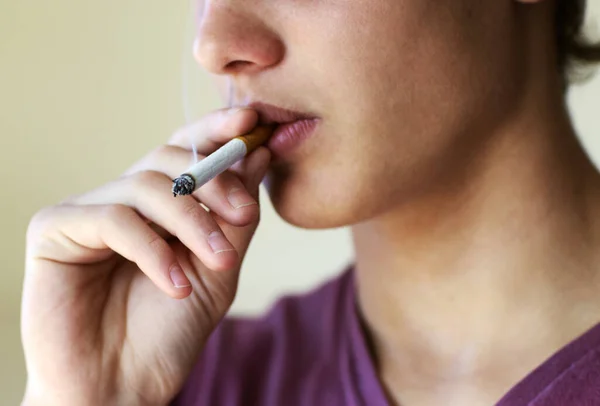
left=248, top=102, right=320, bottom=159
left=249, top=102, right=316, bottom=125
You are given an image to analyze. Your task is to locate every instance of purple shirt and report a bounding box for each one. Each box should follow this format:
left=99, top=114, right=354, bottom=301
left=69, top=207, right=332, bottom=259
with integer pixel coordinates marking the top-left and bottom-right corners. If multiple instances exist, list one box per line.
left=171, top=269, right=600, bottom=405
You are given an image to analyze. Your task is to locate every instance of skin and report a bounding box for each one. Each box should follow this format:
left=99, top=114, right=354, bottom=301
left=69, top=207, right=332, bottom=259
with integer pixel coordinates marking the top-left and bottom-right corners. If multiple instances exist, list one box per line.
left=21, top=0, right=600, bottom=405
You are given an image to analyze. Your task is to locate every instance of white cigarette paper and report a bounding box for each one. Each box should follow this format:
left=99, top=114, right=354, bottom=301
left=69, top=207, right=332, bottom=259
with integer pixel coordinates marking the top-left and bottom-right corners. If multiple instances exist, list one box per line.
left=172, top=125, right=274, bottom=196
left=188, top=138, right=247, bottom=188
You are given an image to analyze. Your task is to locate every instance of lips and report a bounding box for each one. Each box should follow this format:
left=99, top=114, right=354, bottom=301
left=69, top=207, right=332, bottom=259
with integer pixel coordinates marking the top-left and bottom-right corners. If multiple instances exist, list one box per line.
left=248, top=102, right=320, bottom=158
left=248, top=102, right=316, bottom=126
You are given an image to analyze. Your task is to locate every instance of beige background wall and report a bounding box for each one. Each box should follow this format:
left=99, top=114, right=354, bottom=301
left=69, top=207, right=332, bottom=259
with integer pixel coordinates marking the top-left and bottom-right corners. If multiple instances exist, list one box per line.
left=1, top=1, right=599, bottom=404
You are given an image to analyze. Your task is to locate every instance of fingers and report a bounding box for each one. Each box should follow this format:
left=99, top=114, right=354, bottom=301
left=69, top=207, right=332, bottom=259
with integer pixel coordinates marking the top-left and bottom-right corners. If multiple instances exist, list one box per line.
left=168, top=107, right=258, bottom=153
left=38, top=107, right=268, bottom=303
left=216, top=147, right=272, bottom=258
left=121, top=106, right=263, bottom=226
left=28, top=204, right=193, bottom=299
left=66, top=171, right=240, bottom=273
left=229, top=146, right=272, bottom=200
left=120, top=144, right=260, bottom=227
left=194, top=173, right=260, bottom=227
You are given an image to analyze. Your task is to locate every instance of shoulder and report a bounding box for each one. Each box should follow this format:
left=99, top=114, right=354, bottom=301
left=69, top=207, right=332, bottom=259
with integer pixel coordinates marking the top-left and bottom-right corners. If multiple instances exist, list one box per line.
left=171, top=269, right=355, bottom=406
left=498, top=321, right=600, bottom=405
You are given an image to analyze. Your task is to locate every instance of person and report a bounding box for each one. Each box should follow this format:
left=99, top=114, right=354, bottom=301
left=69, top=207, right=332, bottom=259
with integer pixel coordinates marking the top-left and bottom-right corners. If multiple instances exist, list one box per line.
left=20, top=0, right=600, bottom=405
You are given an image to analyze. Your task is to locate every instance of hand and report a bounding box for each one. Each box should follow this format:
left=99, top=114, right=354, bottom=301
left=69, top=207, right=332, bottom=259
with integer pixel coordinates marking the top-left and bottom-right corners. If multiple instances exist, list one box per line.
left=21, top=108, right=270, bottom=406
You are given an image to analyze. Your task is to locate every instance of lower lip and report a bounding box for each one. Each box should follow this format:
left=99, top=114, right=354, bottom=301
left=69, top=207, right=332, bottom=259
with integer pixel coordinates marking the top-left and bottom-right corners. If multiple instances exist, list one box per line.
left=267, top=119, right=320, bottom=158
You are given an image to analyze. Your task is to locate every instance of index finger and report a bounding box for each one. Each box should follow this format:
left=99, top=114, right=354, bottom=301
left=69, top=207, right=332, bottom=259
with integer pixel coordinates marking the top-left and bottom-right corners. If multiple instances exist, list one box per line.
left=168, top=107, right=259, bottom=154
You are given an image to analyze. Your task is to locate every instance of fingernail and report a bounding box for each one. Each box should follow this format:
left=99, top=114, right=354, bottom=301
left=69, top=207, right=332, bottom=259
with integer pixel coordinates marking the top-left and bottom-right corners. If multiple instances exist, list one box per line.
left=170, top=265, right=191, bottom=288
left=208, top=231, right=236, bottom=254
left=227, top=188, right=257, bottom=209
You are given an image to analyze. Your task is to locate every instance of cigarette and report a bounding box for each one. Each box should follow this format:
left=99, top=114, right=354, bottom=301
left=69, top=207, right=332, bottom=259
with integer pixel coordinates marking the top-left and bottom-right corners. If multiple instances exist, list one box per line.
left=172, top=125, right=275, bottom=197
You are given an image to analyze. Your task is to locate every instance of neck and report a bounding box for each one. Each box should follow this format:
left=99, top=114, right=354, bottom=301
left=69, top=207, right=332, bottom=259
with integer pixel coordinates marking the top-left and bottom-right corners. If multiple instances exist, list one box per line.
left=352, top=93, right=600, bottom=404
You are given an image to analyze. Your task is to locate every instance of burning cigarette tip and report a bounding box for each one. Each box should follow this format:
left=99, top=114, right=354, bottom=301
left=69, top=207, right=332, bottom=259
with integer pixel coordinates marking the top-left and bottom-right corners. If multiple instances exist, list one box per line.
left=172, top=174, right=195, bottom=197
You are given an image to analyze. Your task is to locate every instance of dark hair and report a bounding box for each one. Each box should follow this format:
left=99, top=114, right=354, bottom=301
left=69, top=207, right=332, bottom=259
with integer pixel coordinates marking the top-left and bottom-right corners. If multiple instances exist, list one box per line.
left=557, top=0, right=600, bottom=83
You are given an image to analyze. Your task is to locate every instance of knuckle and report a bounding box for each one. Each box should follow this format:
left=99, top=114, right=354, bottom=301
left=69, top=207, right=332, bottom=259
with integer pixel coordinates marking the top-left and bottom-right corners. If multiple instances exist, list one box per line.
left=128, top=169, right=165, bottom=188
left=169, top=125, right=188, bottom=143
left=146, top=233, right=170, bottom=257
left=144, top=232, right=174, bottom=270
left=26, top=205, right=56, bottom=241
left=100, top=203, right=132, bottom=224
left=97, top=204, right=140, bottom=240
left=182, top=200, right=203, bottom=219
left=28, top=205, right=52, bottom=227
left=181, top=200, right=214, bottom=231
left=152, top=144, right=175, bottom=159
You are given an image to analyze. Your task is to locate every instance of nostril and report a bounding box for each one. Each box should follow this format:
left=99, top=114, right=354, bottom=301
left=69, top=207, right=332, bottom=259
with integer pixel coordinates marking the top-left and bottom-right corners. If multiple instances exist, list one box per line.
left=224, top=60, right=254, bottom=73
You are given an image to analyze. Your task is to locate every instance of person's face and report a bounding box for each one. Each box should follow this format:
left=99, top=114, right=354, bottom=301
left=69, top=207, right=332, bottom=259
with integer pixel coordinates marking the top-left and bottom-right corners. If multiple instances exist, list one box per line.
left=195, top=0, right=536, bottom=228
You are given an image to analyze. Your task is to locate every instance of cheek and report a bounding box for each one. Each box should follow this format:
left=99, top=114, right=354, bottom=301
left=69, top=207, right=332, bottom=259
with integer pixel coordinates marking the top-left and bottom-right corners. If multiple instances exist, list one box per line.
left=316, top=1, right=513, bottom=118
left=325, top=6, right=520, bottom=183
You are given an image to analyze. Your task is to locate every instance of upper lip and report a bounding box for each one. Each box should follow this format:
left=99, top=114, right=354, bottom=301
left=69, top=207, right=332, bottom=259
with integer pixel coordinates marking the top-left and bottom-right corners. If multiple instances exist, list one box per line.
left=248, top=102, right=317, bottom=125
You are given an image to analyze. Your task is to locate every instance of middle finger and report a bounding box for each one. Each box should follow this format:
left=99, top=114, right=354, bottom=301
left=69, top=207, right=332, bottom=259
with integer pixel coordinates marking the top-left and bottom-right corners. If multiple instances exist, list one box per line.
left=69, top=170, right=240, bottom=272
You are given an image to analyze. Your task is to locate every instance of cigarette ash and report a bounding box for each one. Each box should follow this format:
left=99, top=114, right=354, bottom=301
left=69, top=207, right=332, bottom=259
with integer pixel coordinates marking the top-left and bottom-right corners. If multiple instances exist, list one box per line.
left=172, top=174, right=195, bottom=197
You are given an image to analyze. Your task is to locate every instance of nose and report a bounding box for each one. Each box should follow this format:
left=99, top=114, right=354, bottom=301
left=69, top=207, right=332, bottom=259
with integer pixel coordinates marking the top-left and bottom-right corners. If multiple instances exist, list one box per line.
left=194, top=3, right=285, bottom=76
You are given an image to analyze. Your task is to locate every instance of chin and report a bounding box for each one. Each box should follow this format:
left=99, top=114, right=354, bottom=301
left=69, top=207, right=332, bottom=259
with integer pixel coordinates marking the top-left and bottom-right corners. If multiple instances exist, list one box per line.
left=263, top=168, right=385, bottom=230
left=268, top=193, right=351, bottom=230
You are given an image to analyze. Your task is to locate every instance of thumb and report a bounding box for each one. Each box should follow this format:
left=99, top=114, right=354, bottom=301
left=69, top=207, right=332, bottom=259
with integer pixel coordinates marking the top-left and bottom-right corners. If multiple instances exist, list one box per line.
left=226, top=145, right=271, bottom=202
left=214, top=146, right=271, bottom=256
left=241, top=146, right=272, bottom=200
